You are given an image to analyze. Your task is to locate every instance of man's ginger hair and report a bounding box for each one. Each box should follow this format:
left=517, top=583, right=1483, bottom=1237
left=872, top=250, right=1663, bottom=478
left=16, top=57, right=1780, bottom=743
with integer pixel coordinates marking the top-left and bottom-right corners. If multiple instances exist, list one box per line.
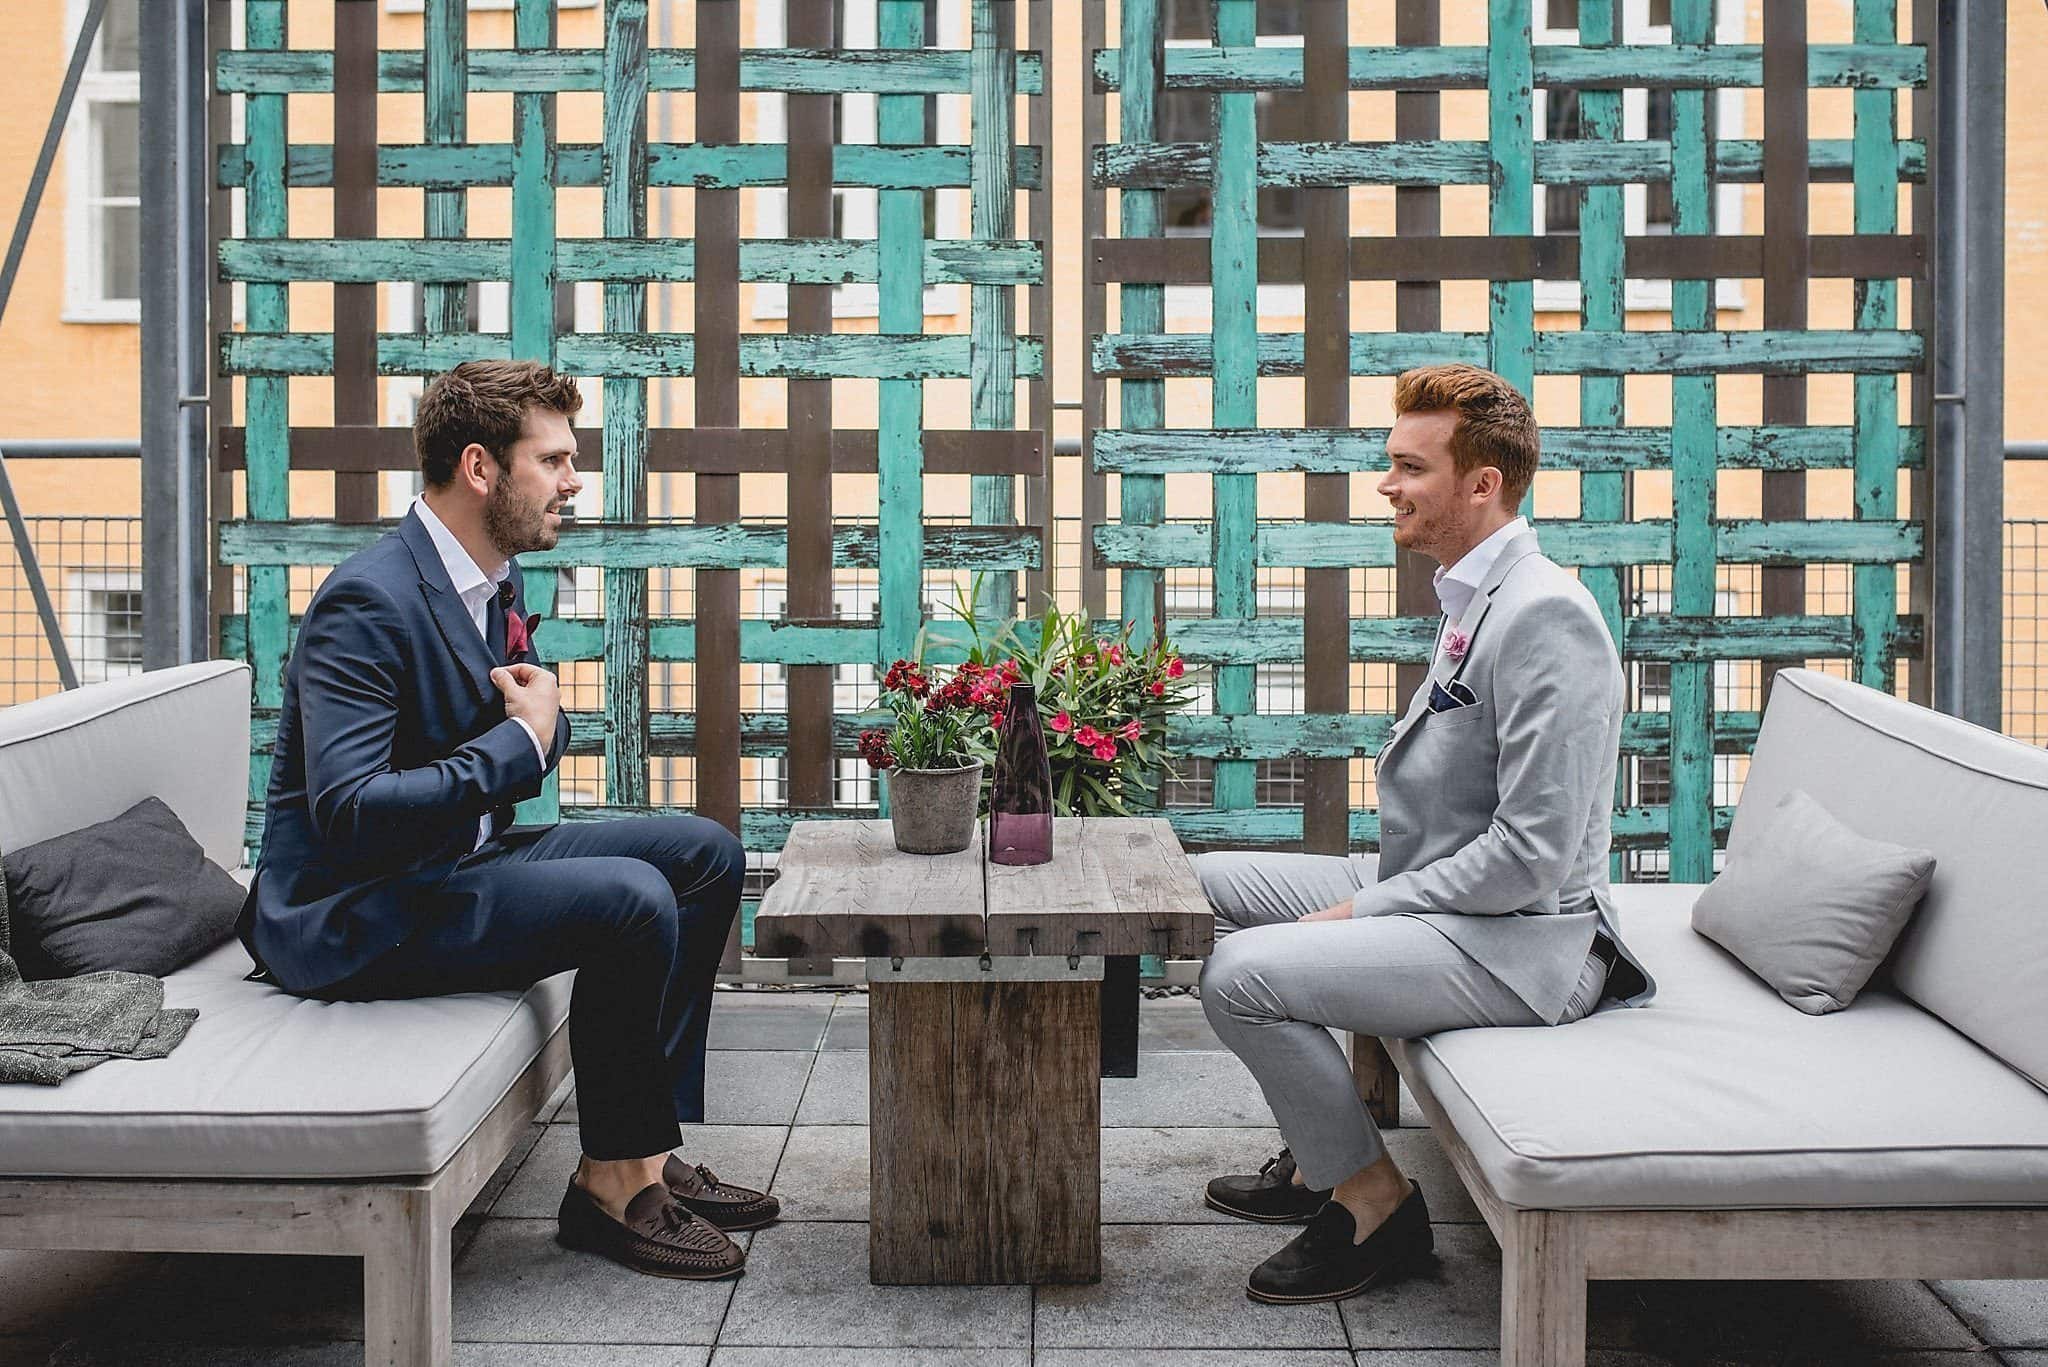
left=1392, top=363, right=1540, bottom=507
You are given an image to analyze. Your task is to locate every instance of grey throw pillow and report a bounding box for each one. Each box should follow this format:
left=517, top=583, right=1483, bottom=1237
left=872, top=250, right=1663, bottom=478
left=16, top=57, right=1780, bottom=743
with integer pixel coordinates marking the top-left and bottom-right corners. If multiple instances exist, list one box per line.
left=1692, top=787, right=1936, bottom=1014
left=2, top=797, right=243, bottom=980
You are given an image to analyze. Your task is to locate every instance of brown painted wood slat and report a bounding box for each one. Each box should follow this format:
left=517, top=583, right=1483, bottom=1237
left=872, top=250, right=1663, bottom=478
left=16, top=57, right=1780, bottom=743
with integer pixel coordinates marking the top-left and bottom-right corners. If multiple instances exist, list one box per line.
left=331, top=2, right=378, bottom=526
left=982, top=817, right=1213, bottom=959
left=751, top=819, right=987, bottom=960
left=1761, top=0, right=1809, bottom=693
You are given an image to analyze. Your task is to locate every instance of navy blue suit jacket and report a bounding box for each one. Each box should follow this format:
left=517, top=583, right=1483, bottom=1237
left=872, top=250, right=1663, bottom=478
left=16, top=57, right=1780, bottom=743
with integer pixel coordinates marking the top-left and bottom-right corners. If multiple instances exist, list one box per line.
left=241, top=510, right=569, bottom=991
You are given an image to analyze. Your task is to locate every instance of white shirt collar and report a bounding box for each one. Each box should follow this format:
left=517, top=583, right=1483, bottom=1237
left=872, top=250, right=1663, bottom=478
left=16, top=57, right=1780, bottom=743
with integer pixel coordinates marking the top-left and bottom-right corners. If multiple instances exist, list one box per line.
left=411, top=495, right=508, bottom=608
left=1432, top=516, right=1532, bottom=623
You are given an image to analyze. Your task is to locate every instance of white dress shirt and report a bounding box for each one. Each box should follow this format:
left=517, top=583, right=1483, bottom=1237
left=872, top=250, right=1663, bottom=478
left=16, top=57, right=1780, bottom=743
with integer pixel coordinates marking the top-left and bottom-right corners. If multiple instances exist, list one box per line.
left=410, top=496, right=547, bottom=848
left=1433, top=515, right=1531, bottom=661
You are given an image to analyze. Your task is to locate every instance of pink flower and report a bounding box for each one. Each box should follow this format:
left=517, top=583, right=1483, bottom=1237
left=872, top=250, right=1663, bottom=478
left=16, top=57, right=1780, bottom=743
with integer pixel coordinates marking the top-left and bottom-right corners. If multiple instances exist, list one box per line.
left=1149, top=680, right=1165, bottom=697
left=1075, top=724, right=1105, bottom=748
left=1166, top=656, right=1185, bottom=679
left=1444, top=629, right=1471, bottom=662
left=1091, top=739, right=1119, bottom=762
left=1108, top=644, right=1125, bottom=666
left=1117, top=719, right=1142, bottom=741
left=1050, top=711, right=1072, bottom=734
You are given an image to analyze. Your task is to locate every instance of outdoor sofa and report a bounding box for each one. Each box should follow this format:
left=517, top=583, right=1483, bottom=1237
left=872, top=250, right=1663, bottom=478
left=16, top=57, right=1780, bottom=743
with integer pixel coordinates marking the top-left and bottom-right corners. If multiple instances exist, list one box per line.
left=0, top=659, right=571, bottom=1367
left=1371, top=667, right=2048, bottom=1365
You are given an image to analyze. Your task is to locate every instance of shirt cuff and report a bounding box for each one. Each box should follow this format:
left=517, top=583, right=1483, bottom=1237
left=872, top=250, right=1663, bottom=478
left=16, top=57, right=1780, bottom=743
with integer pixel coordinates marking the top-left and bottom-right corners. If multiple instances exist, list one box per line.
left=511, top=716, right=547, bottom=770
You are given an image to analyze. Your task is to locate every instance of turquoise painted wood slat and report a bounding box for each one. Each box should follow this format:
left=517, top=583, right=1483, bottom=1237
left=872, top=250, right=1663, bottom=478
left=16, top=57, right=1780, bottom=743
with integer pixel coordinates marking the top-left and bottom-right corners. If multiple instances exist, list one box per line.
left=969, top=0, right=1018, bottom=625
left=1488, top=0, right=1537, bottom=429
left=878, top=0, right=927, bottom=671
left=1086, top=45, right=1926, bottom=91
left=510, top=0, right=556, bottom=363
left=217, top=47, right=1045, bottom=95
left=1087, top=330, right=1920, bottom=376
left=1210, top=0, right=1258, bottom=815
left=1666, top=0, right=1718, bottom=882
left=242, top=0, right=288, bottom=711
left=1854, top=0, right=1902, bottom=694
left=422, top=0, right=467, bottom=334
left=1118, top=0, right=1165, bottom=652
left=222, top=333, right=1046, bottom=379
left=602, top=0, right=651, bottom=808
left=217, top=142, right=1047, bottom=191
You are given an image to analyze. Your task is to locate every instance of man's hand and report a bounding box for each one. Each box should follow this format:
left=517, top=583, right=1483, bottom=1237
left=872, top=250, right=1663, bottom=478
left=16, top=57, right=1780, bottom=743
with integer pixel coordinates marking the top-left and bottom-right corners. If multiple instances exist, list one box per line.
left=1298, top=901, right=1355, bottom=924
left=492, top=662, right=559, bottom=754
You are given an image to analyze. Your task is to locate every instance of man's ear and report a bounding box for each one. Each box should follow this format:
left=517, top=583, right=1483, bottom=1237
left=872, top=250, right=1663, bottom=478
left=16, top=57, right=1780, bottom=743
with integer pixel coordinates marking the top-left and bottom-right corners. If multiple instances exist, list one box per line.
left=459, top=442, right=494, bottom=496
left=1470, top=465, right=1504, bottom=504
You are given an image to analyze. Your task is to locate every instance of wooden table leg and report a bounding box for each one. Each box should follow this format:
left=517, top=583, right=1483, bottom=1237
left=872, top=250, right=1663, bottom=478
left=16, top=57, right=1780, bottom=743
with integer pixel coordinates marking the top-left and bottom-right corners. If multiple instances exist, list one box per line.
left=1099, top=954, right=1140, bottom=1078
left=869, top=970, right=1101, bottom=1284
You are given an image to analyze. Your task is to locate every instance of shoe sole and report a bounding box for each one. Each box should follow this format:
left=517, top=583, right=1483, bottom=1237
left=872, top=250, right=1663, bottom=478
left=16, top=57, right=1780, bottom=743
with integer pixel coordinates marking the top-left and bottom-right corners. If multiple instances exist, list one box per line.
left=555, top=1226, right=749, bottom=1281
left=1242, top=1239, right=1436, bottom=1305
left=693, top=1209, right=780, bottom=1233
left=1202, top=1192, right=1320, bottom=1225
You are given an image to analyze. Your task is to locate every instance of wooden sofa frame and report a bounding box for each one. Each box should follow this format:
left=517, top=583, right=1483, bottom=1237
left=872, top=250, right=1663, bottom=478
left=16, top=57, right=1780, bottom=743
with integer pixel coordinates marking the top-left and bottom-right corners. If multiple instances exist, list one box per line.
left=0, top=1024, right=569, bottom=1367
left=1355, top=1037, right=2048, bottom=1367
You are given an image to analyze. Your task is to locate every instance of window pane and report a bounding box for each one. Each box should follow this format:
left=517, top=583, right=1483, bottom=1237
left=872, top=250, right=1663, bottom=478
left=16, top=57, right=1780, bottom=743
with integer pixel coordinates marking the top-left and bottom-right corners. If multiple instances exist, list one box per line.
left=97, top=0, right=141, bottom=73
left=99, top=101, right=140, bottom=199
left=1647, top=0, right=1672, bottom=28
left=102, top=204, right=140, bottom=301
left=1547, top=0, right=1579, bottom=30
left=1164, top=0, right=1208, bottom=40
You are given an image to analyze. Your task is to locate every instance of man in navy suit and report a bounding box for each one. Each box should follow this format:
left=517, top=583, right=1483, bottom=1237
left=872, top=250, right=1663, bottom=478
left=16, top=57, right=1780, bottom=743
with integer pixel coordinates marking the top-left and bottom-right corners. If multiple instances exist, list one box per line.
left=243, top=360, right=771, bottom=1279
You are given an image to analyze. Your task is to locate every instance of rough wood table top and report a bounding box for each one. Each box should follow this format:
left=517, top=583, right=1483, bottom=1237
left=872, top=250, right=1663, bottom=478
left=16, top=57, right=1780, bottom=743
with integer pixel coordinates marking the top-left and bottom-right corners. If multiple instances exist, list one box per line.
left=753, top=816, right=1215, bottom=961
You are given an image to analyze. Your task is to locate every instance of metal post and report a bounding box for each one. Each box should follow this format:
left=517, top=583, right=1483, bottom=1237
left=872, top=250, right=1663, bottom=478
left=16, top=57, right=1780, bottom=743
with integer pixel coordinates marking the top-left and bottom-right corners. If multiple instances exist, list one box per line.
left=141, top=0, right=212, bottom=669
left=1930, top=0, right=2005, bottom=729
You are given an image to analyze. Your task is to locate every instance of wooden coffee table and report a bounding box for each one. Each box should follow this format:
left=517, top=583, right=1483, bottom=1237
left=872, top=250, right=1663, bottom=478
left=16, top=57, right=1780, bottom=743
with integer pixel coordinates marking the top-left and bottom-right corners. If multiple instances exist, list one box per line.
left=754, top=816, right=1213, bottom=1285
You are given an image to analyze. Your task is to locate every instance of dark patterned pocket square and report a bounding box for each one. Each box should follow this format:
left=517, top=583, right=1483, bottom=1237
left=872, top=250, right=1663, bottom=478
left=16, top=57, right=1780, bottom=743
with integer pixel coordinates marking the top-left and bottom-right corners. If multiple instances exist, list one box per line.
left=1427, top=678, right=1479, bottom=713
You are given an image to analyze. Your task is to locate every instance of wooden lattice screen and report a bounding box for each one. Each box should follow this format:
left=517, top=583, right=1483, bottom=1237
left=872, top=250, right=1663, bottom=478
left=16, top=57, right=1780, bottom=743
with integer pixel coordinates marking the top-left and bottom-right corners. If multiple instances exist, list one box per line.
left=1085, top=0, right=1928, bottom=880
left=213, top=0, right=1048, bottom=947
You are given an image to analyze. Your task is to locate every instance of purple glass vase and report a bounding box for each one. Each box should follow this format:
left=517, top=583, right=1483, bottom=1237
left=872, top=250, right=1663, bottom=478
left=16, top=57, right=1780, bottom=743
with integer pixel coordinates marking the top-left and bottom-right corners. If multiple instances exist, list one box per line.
left=988, top=680, right=1054, bottom=865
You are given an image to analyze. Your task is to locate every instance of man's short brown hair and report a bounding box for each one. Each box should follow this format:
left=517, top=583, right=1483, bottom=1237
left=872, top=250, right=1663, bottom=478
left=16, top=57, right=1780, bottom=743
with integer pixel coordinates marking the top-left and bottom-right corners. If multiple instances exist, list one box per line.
left=1392, top=363, right=1540, bottom=507
left=414, top=360, right=583, bottom=488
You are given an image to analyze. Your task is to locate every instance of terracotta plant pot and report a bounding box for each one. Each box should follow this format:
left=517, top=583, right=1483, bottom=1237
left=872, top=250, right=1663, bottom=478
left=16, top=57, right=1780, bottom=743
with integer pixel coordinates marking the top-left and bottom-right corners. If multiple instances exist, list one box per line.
left=885, top=760, right=984, bottom=855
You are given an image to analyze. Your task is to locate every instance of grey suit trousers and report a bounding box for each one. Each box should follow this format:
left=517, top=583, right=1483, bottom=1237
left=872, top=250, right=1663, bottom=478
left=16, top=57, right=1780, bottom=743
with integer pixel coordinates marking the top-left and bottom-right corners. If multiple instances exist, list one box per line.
left=1195, top=851, right=1609, bottom=1189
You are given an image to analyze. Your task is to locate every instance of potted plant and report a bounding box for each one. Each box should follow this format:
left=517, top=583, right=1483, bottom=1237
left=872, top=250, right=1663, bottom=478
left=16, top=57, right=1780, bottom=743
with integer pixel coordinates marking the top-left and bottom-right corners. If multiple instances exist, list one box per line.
left=857, top=657, right=1016, bottom=854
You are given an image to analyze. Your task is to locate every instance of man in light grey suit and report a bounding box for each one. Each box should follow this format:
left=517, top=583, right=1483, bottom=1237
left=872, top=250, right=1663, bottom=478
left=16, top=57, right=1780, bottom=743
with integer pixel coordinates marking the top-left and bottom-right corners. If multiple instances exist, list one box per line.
left=1195, top=363, right=1655, bottom=1306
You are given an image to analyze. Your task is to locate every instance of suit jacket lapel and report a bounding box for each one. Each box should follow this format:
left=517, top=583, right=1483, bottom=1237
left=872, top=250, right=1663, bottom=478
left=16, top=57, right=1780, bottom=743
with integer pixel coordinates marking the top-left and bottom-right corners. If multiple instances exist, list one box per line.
left=1378, top=531, right=1544, bottom=769
left=399, top=511, right=499, bottom=703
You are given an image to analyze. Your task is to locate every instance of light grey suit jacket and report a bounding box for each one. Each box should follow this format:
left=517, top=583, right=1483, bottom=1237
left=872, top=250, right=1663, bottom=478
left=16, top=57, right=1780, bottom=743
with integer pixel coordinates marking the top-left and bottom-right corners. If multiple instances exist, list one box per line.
left=1354, top=531, right=1656, bottom=1023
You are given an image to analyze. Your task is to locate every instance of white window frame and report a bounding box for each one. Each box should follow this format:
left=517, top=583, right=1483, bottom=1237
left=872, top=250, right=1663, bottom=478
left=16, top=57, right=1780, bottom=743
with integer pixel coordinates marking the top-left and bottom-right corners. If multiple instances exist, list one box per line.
left=64, top=0, right=140, bottom=323
left=751, top=0, right=966, bottom=321
left=1532, top=0, right=1745, bottom=313
left=66, top=569, right=144, bottom=684
left=385, top=0, right=593, bottom=12
left=1162, top=30, right=1307, bottom=323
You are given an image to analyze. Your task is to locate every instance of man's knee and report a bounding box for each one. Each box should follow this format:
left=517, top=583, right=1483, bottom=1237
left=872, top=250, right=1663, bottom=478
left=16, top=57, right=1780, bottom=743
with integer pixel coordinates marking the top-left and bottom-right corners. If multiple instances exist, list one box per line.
left=1200, top=928, right=1287, bottom=1027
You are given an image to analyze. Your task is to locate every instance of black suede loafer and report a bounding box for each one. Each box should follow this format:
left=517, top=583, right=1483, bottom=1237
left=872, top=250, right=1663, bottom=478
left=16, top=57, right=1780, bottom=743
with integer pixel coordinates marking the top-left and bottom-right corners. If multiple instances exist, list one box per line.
left=1245, top=1181, right=1433, bottom=1305
left=1204, top=1147, right=1332, bottom=1224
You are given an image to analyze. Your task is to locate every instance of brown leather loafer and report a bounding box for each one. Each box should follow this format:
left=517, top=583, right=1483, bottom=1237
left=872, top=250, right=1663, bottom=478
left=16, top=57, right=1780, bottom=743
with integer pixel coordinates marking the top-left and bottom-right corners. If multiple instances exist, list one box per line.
left=664, top=1154, right=781, bottom=1231
left=555, top=1179, right=746, bottom=1280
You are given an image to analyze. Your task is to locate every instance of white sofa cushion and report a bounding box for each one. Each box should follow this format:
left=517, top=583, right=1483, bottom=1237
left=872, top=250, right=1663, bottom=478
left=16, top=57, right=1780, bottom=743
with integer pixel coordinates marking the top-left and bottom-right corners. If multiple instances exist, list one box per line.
left=1399, top=885, right=2048, bottom=1211
left=1735, top=669, right=2048, bottom=1089
left=0, top=660, right=251, bottom=872
left=0, top=936, right=572, bottom=1179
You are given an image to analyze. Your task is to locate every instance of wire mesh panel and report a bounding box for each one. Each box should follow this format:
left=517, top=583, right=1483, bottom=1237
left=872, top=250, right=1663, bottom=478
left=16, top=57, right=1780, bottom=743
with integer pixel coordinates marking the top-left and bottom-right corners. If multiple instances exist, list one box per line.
left=212, top=0, right=1047, bottom=917
left=1085, top=0, right=1928, bottom=878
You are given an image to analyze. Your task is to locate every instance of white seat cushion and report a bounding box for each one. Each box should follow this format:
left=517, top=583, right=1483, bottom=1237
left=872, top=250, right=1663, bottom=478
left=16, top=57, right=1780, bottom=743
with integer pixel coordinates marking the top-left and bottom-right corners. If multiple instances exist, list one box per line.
left=0, top=937, right=572, bottom=1179
left=1400, top=885, right=2048, bottom=1211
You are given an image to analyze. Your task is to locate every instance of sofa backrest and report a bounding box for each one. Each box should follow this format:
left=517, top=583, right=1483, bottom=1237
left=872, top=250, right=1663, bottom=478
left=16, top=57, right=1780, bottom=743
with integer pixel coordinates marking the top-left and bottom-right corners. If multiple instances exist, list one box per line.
left=0, top=661, right=251, bottom=871
left=1736, top=668, right=2048, bottom=1090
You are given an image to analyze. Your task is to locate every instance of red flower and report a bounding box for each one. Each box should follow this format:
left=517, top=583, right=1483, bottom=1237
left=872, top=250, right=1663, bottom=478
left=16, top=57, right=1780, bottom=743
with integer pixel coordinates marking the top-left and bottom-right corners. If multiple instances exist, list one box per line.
left=1167, top=656, right=1185, bottom=679
left=857, top=728, right=896, bottom=770
left=1075, top=724, right=1105, bottom=747
left=1108, top=644, right=1125, bottom=666
left=989, top=710, right=1005, bottom=729
left=1118, top=718, right=1142, bottom=741
left=1150, top=680, right=1166, bottom=697
left=882, top=659, right=929, bottom=697
left=1091, top=739, right=1119, bottom=761
left=1050, top=711, right=1072, bottom=734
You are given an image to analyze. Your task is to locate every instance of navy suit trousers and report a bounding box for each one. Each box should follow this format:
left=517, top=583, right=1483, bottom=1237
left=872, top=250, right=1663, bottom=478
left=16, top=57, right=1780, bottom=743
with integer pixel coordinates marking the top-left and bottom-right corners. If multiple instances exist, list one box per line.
left=310, top=814, right=744, bottom=1160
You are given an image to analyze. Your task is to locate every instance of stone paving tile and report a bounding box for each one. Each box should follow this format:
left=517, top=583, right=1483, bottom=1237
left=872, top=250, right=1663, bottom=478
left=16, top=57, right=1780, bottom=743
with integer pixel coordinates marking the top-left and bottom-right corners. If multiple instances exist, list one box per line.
left=707, top=992, right=836, bottom=1052
left=494, top=1124, right=788, bottom=1219
left=1381, top=1128, right=1483, bottom=1226
left=1099, top=1126, right=1285, bottom=1224
left=716, top=1222, right=1029, bottom=1348
left=454, top=1349, right=711, bottom=1366
left=35, top=1343, right=360, bottom=1366
left=0, top=1251, right=163, bottom=1339
left=771, top=1125, right=870, bottom=1222
left=15, top=1252, right=363, bottom=1346
left=451, top=1219, right=741, bottom=1344
left=1135, top=995, right=1227, bottom=1052
left=710, top=1350, right=1025, bottom=1367
left=1339, top=1223, right=1500, bottom=1352
left=2005, top=1353, right=2048, bottom=1365
left=1588, top=1279, right=1984, bottom=1356
left=1930, top=1278, right=2048, bottom=1347
left=791, top=1051, right=868, bottom=1125
left=1034, top=1224, right=1346, bottom=1350
left=820, top=995, right=868, bottom=1051
left=1036, top=1351, right=1351, bottom=1366
left=1100, top=1051, right=1278, bottom=1129
left=556, top=1050, right=815, bottom=1127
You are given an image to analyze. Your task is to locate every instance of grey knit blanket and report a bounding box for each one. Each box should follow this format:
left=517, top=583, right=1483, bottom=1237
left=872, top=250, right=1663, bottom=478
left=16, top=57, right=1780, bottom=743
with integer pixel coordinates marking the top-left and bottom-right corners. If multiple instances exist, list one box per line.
left=0, top=846, right=196, bottom=1085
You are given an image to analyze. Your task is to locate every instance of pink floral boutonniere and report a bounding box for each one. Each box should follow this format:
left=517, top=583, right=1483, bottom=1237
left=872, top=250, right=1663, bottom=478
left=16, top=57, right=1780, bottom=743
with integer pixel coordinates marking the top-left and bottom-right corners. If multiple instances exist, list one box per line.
left=1443, top=629, right=1471, bottom=662
left=505, top=609, right=541, bottom=662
